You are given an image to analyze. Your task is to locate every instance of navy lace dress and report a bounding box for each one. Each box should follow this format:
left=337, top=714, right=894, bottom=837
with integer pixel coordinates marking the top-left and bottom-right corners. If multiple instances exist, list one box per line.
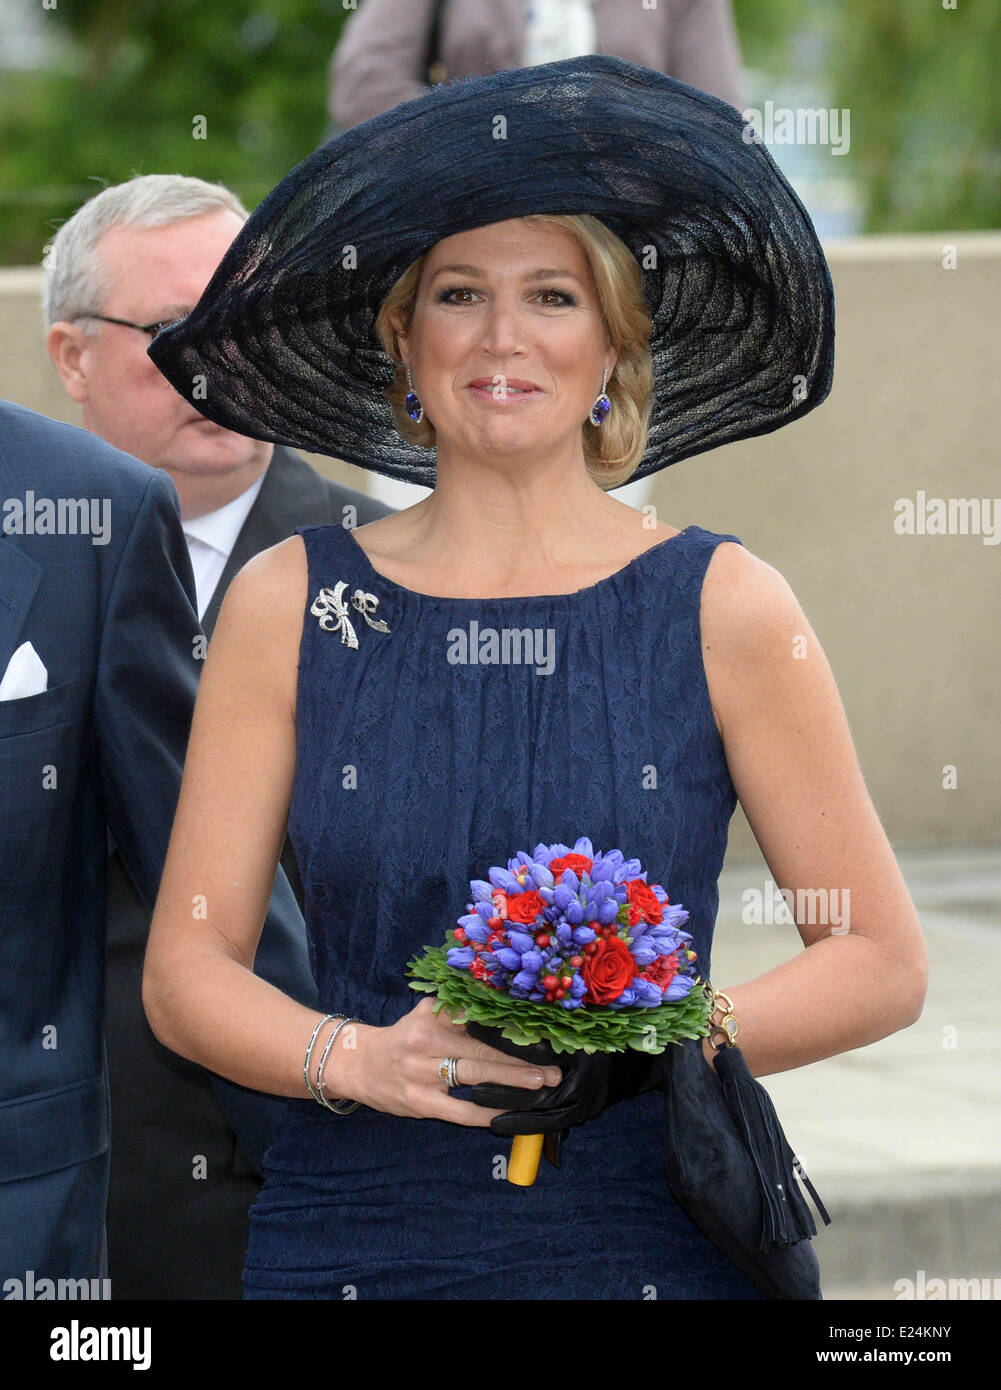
left=242, top=520, right=765, bottom=1300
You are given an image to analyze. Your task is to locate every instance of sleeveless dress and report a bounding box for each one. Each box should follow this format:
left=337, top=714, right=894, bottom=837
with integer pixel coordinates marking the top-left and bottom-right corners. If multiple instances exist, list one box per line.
left=242, top=520, right=765, bottom=1301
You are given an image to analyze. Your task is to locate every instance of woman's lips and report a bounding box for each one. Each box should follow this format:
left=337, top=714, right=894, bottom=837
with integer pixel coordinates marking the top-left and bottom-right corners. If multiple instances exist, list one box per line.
left=466, top=384, right=542, bottom=403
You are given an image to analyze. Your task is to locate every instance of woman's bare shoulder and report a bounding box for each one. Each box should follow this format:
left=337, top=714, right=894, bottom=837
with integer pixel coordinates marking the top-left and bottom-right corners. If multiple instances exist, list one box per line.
left=220, top=532, right=310, bottom=629
left=208, top=533, right=310, bottom=722
left=698, top=538, right=814, bottom=732
left=701, top=537, right=808, bottom=648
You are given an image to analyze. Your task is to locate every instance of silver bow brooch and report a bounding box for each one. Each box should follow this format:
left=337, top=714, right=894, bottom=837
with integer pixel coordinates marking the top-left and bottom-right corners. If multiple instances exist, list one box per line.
left=310, top=582, right=391, bottom=649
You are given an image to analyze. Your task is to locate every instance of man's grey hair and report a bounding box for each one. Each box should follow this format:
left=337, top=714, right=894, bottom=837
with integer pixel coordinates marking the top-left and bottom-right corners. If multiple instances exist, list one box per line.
left=41, top=173, right=249, bottom=332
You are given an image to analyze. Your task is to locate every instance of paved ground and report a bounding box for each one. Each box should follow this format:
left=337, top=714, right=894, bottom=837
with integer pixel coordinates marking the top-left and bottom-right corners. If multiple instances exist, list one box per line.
left=709, top=844, right=1001, bottom=1301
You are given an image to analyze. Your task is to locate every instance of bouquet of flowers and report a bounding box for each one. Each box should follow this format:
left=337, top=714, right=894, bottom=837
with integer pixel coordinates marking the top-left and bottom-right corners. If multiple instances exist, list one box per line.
left=407, top=837, right=713, bottom=1184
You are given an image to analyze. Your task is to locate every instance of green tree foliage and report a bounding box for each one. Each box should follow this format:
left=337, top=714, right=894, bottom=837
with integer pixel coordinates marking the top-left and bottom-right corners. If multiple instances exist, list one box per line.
left=825, top=0, right=1001, bottom=232
left=1, top=0, right=997, bottom=268
left=1, top=0, right=350, bottom=265
left=733, top=0, right=1001, bottom=233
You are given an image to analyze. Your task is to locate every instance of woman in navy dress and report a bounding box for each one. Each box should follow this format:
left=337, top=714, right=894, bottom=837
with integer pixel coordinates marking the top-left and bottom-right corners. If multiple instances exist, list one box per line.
left=143, top=60, right=927, bottom=1301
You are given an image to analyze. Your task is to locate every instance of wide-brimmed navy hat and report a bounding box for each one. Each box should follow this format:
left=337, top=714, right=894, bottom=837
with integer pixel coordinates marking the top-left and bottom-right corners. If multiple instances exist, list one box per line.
left=149, top=55, right=835, bottom=489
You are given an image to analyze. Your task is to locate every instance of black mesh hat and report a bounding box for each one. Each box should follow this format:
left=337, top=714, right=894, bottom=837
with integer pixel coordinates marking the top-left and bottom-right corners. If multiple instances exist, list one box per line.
left=148, top=54, right=835, bottom=489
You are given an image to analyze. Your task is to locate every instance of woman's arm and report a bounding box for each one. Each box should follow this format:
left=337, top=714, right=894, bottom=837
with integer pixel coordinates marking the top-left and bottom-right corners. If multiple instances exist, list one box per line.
left=698, top=541, right=929, bottom=1078
left=142, top=535, right=561, bottom=1119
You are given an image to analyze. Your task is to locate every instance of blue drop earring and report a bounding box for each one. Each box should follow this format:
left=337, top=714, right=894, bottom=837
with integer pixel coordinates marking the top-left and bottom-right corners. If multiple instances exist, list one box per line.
left=405, top=364, right=424, bottom=423
left=589, top=367, right=611, bottom=426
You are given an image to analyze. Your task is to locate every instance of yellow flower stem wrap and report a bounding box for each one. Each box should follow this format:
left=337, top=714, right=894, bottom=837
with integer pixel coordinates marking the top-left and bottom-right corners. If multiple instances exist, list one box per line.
left=508, top=1133, right=545, bottom=1186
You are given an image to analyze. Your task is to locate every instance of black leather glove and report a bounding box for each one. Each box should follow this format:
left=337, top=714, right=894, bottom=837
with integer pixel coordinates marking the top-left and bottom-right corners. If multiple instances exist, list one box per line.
left=465, top=1021, right=669, bottom=1169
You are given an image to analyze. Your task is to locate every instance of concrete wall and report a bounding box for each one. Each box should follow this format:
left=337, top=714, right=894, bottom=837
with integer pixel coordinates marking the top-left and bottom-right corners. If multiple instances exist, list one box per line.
left=2, top=232, right=998, bottom=855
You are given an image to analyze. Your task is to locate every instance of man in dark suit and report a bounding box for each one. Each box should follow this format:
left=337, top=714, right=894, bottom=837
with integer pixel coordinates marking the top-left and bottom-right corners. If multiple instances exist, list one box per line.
left=0, top=398, right=316, bottom=1292
left=43, top=173, right=394, bottom=1298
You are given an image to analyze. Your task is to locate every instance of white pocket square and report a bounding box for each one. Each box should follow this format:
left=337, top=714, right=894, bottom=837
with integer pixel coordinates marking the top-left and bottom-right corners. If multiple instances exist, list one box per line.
left=0, top=640, right=49, bottom=700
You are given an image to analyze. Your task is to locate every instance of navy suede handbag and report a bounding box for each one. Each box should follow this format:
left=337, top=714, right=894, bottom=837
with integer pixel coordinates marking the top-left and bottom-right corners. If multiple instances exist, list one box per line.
left=661, top=1033, right=831, bottom=1300
left=469, top=1016, right=832, bottom=1300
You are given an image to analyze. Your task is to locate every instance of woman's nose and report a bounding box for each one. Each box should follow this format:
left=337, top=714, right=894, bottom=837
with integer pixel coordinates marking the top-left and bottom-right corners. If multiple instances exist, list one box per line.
left=477, top=298, right=524, bottom=356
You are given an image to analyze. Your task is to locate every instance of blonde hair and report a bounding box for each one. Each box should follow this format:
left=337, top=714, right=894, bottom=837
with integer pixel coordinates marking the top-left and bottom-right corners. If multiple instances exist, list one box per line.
left=372, top=214, right=653, bottom=489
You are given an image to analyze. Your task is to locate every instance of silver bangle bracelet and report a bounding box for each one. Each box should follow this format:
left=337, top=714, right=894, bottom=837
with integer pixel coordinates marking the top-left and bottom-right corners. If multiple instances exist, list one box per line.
left=303, top=1013, right=340, bottom=1103
left=315, top=1015, right=362, bottom=1114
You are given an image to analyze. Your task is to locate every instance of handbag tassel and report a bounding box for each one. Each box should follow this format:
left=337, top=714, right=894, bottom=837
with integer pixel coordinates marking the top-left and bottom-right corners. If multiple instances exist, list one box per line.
left=713, top=1043, right=832, bottom=1252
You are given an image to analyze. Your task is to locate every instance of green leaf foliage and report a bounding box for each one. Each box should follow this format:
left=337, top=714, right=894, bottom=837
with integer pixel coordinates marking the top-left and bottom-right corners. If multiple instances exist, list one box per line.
left=407, top=941, right=713, bottom=1055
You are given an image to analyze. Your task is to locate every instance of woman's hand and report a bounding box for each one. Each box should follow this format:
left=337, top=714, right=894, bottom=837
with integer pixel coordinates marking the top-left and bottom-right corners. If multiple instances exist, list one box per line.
left=339, top=998, right=563, bottom=1126
left=465, top=1022, right=670, bottom=1136
left=463, top=1027, right=720, bottom=1168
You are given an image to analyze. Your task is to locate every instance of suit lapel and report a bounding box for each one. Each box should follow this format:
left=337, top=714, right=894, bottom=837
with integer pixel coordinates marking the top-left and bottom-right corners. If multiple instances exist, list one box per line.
left=200, top=445, right=338, bottom=640
left=0, top=428, right=43, bottom=671
left=0, top=539, right=42, bottom=677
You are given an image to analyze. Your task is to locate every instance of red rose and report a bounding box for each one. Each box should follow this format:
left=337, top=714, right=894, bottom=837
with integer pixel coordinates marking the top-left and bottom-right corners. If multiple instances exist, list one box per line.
left=549, top=853, right=593, bottom=881
left=639, top=950, right=679, bottom=992
left=506, top=890, right=545, bottom=925
left=626, top=878, right=663, bottom=924
left=581, top=936, right=638, bottom=1005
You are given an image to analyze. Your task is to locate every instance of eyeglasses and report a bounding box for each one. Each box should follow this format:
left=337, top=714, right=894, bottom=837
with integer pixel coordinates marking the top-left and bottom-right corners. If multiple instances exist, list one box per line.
left=78, top=313, right=188, bottom=339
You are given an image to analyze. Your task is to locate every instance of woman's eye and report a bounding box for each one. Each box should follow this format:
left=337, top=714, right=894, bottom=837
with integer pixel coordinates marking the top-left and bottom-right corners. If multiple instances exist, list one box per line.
left=536, top=288, right=576, bottom=306
left=438, top=286, right=577, bottom=306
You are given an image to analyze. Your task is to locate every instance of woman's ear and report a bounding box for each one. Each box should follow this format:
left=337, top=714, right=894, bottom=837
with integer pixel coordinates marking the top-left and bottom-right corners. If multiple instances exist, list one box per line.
left=387, top=312, right=409, bottom=368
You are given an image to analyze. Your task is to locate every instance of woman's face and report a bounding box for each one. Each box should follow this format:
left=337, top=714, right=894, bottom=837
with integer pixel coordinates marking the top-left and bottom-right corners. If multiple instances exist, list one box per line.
left=393, top=219, right=617, bottom=465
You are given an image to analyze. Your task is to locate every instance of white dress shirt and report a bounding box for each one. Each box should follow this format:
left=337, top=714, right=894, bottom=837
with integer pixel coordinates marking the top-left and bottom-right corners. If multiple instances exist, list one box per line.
left=522, top=0, right=596, bottom=67
left=180, top=471, right=266, bottom=623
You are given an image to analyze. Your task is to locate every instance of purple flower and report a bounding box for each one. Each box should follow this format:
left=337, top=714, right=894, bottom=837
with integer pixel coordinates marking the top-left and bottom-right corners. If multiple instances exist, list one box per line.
left=631, top=978, right=664, bottom=1006
left=488, top=867, right=521, bottom=893
left=630, top=944, right=659, bottom=967
left=463, top=920, right=491, bottom=944
left=530, top=862, right=555, bottom=889
left=663, top=974, right=695, bottom=1002
left=446, top=947, right=475, bottom=970
left=493, top=947, right=522, bottom=971
left=507, top=930, right=535, bottom=954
